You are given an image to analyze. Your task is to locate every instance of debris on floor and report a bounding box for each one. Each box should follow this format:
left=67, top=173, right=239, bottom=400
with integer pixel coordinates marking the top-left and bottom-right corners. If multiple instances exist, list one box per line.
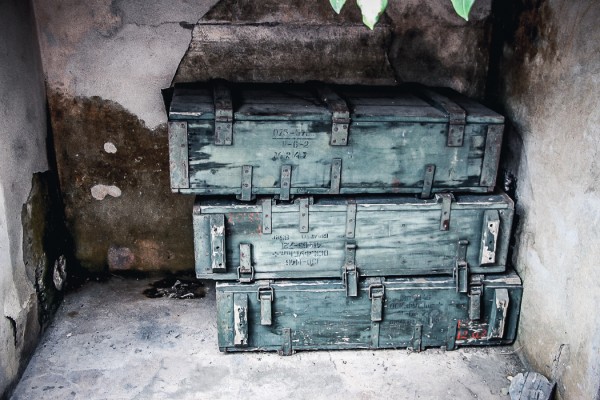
left=509, top=371, right=555, bottom=400
left=143, top=276, right=205, bottom=299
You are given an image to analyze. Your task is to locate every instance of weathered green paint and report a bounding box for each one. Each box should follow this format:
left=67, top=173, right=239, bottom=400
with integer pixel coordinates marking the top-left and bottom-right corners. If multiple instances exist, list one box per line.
left=216, top=271, right=522, bottom=353
left=194, top=193, right=514, bottom=281
left=169, top=82, right=504, bottom=197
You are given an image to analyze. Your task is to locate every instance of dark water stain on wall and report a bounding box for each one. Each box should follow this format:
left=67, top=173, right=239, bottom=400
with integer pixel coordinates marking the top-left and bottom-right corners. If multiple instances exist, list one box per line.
left=48, top=90, right=195, bottom=273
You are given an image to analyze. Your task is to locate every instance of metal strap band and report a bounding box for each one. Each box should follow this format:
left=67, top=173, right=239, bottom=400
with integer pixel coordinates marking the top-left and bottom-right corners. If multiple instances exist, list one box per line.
left=480, top=210, right=500, bottom=265
left=436, top=193, right=454, bottom=231
left=240, top=165, right=253, bottom=201
left=298, top=198, right=309, bottom=233
left=330, top=158, right=342, bottom=194
left=261, top=199, right=272, bottom=234
left=233, top=293, right=248, bottom=346
left=412, top=324, right=423, bottom=352
left=279, top=328, right=293, bottom=356
left=280, top=165, right=291, bottom=201
left=210, top=215, right=226, bottom=272
left=421, top=164, right=436, bottom=199
left=313, top=84, right=350, bottom=145
left=346, top=202, right=357, bottom=238
left=480, top=124, right=504, bottom=188
left=488, top=288, right=510, bottom=339
left=213, top=82, right=233, bottom=145
left=413, top=85, right=466, bottom=147
left=168, top=121, right=189, bottom=189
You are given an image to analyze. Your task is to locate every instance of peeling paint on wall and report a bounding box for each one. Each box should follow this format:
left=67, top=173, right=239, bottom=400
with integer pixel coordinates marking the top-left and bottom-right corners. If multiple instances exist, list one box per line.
left=91, top=184, right=122, bottom=200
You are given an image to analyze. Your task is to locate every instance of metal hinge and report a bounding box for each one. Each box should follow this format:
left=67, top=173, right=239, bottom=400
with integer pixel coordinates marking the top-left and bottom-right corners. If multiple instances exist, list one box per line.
left=257, top=283, right=274, bottom=326
left=453, top=239, right=469, bottom=293
left=313, top=84, right=350, bottom=146
left=237, top=243, right=254, bottom=283
left=436, top=193, right=454, bottom=231
left=342, top=240, right=359, bottom=297
left=213, top=82, right=233, bottom=145
left=330, top=158, right=342, bottom=194
left=468, top=274, right=484, bottom=321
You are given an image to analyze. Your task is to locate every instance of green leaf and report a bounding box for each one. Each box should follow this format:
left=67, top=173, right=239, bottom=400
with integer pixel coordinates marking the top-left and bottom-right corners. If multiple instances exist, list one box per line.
left=451, top=0, right=476, bottom=21
left=357, top=0, right=388, bottom=29
left=329, top=0, right=347, bottom=14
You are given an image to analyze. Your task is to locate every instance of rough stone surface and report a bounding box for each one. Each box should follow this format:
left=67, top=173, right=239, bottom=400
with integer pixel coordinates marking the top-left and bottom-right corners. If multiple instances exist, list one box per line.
left=0, top=1, right=52, bottom=398
left=489, top=0, right=600, bottom=399
left=48, top=92, right=195, bottom=273
left=11, top=277, right=525, bottom=399
left=386, top=0, right=493, bottom=98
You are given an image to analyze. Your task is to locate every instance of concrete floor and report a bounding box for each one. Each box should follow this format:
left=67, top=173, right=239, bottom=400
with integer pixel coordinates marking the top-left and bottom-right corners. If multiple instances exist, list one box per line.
left=12, top=277, right=525, bottom=400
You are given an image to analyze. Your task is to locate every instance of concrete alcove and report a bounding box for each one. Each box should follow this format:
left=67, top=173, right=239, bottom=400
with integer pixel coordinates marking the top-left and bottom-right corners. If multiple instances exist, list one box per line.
left=0, top=0, right=598, bottom=399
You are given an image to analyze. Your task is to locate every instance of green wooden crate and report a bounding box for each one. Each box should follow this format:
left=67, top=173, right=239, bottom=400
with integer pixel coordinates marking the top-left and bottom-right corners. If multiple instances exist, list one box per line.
left=168, top=82, right=504, bottom=199
left=216, top=271, right=522, bottom=354
left=194, top=193, right=514, bottom=292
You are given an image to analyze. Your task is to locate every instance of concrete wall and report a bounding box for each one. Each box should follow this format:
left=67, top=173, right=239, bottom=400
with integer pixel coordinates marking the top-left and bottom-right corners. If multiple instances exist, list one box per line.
left=0, top=0, right=50, bottom=397
left=492, top=0, right=600, bottom=398
left=33, top=0, right=494, bottom=273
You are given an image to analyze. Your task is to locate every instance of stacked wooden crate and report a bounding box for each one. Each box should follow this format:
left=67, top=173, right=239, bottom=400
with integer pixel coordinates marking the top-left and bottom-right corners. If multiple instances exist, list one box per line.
left=168, top=81, right=522, bottom=354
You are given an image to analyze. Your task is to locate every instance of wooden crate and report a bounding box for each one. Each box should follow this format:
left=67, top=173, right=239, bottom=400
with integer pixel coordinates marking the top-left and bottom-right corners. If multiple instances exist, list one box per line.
left=194, top=193, right=513, bottom=293
left=169, top=82, right=504, bottom=199
left=216, top=271, right=522, bottom=354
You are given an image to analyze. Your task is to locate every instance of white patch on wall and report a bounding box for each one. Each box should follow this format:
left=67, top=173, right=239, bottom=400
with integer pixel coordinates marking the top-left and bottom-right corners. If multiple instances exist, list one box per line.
left=91, top=184, right=122, bottom=200
left=104, top=142, right=117, bottom=153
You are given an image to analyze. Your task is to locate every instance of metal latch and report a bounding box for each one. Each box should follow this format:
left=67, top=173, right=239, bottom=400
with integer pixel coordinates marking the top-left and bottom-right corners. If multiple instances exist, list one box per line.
left=454, top=239, right=469, bottom=293
left=369, top=283, right=385, bottom=322
left=213, top=82, right=233, bottom=145
left=257, top=284, right=274, bottom=326
left=468, top=274, right=484, bottom=321
left=210, top=215, right=226, bottom=272
left=413, top=85, right=466, bottom=147
left=233, top=293, right=248, bottom=347
left=342, top=241, right=359, bottom=297
left=237, top=243, right=254, bottom=283
left=488, top=288, right=510, bottom=339
left=480, top=210, right=500, bottom=265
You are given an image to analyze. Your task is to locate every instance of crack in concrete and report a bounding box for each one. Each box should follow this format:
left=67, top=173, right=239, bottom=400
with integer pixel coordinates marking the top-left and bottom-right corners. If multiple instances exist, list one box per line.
left=5, top=315, right=17, bottom=348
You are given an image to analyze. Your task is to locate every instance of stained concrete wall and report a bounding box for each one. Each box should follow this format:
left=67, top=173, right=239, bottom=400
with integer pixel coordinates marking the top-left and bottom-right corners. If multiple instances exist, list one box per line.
left=0, top=0, right=50, bottom=397
left=33, top=0, right=494, bottom=273
left=491, top=0, right=600, bottom=398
